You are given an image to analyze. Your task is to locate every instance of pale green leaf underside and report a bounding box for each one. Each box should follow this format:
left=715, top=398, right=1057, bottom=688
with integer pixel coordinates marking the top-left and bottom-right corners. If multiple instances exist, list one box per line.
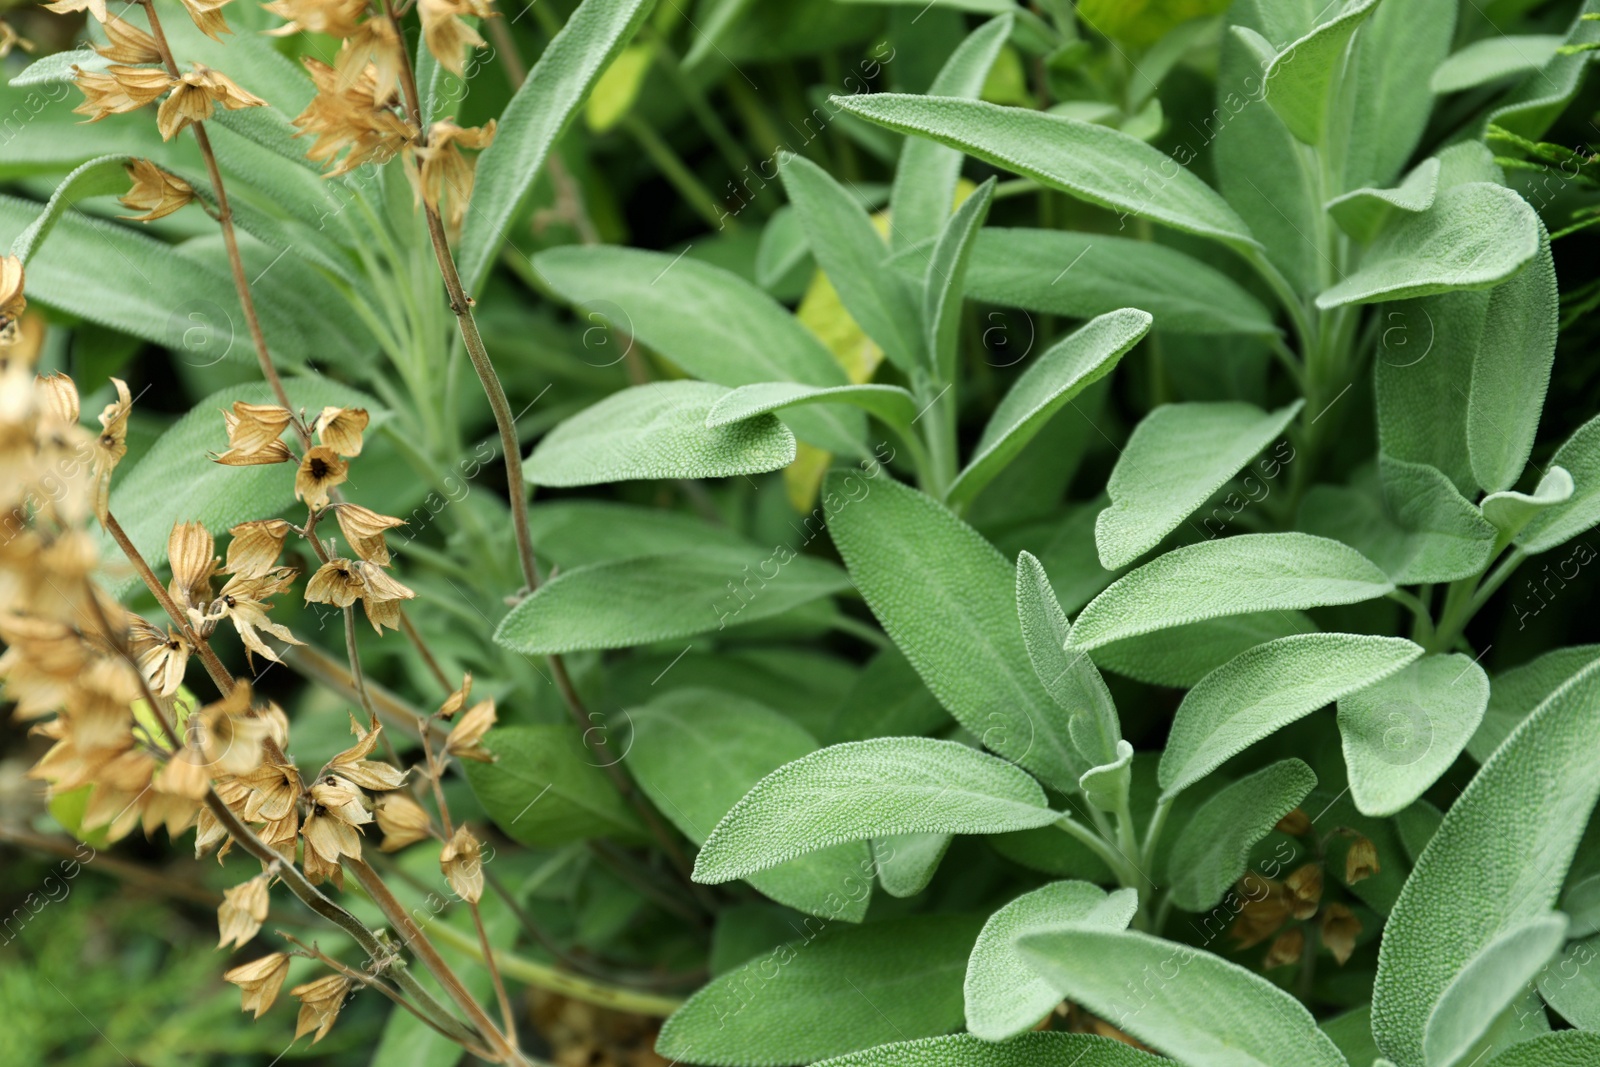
left=1316, top=182, right=1540, bottom=308
left=692, top=738, right=1059, bottom=884
left=872, top=833, right=952, bottom=898
left=964, top=882, right=1138, bottom=1040
left=706, top=382, right=918, bottom=432
left=525, top=382, right=796, bottom=487
left=1372, top=658, right=1600, bottom=1066
left=10, top=155, right=131, bottom=263
left=1167, top=759, right=1317, bottom=911
left=658, top=916, right=982, bottom=1067
left=493, top=546, right=848, bottom=654
left=1159, top=633, right=1423, bottom=797
left=1516, top=413, right=1600, bottom=553
left=1069, top=532, right=1393, bottom=652
left=1480, top=466, right=1572, bottom=541
left=1017, top=928, right=1347, bottom=1067
left=949, top=308, right=1152, bottom=507
left=1326, top=158, right=1441, bottom=244
left=811, top=1033, right=1169, bottom=1067
left=826, top=473, right=1081, bottom=791
left=1096, top=400, right=1302, bottom=569
left=1262, top=0, right=1381, bottom=144
left=956, top=227, right=1278, bottom=335
left=625, top=690, right=872, bottom=922
left=1338, top=654, right=1490, bottom=817
left=830, top=93, right=1259, bottom=251
left=1422, top=915, right=1567, bottom=1067
left=457, top=0, right=653, bottom=291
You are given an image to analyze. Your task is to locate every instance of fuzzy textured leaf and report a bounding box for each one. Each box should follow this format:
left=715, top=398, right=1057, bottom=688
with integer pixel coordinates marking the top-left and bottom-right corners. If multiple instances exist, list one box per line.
left=1096, top=400, right=1302, bottom=568
left=525, top=382, right=797, bottom=487
left=1017, top=928, right=1348, bottom=1067
left=964, top=882, right=1138, bottom=1040
left=692, top=738, right=1058, bottom=884
left=1167, top=759, right=1317, bottom=910
left=831, top=94, right=1258, bottom=251
left=1339, top=654, right=1490, bottom=817
left=1068, top=533, right=1393, bottom=651
left=1159, top=633, right=1422, bottom=796
left=1372, top=658, right=1600, bottom=1065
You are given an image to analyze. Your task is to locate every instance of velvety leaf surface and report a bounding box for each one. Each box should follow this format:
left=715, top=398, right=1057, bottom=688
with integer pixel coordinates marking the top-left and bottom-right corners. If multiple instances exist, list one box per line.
left=692, top=738, right=1059, bottom=884
left=810, top=1033, right=1167, bottom=1067
left=1167, top=759, right=1317, bottom=910
left=1068, top=533, right=1393, bottom=651
left=1159, top=633, right=1422, bottom=796
left=964, top=882, right=1138, bottom=1040
left=1372, top=659, right=1600, bottom=1065
left=466, top=726, right=646, bottom=846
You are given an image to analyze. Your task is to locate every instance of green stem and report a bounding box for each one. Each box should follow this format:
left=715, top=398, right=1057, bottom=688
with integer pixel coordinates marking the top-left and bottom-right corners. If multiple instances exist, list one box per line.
left=1055, top=816, right=1135, bottom=887
left=1387, top=588, right=1435, bottom=647
left=425, top=919, right=685, bottom=1017
left=1139, top=795, right=1174, bottom=872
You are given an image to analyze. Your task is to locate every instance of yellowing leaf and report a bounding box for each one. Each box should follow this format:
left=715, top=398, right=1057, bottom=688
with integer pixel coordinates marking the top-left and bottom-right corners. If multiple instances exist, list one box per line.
left=585, top=42, right=653, bottom=133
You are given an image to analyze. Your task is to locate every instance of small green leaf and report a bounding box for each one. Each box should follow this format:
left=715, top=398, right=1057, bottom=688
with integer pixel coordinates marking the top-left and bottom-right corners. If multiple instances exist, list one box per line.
left=1017, top=928, right=1348, bottom=1067
left=951, top=228, right=1278, bottom=336
left=1260, top=0, right=1381, bottom=145
left=948, top=309, right=1151, bottom=507
left=1016, top=551, right=1121, bottom=776
left=657, top=916, right=982, bottom=1067
left=1468, top=223, right=1558, bottom=492
left=781, top=153, right=924, bottom=370
left=811, top=1033, right=1169, bottom=1067
left=524, top=382, right=796, bottom=487
left=1090, top=611, right=1320, bottom=688
left=1480, top=467, right=1573, bottom=542
left=1078, top=741, right=1134, bottom=815
left=1430, top=35, right=1564, bottom=93
left=625, top=689, right=873, bottom=922
left=1372, top=658, right=1600, bottom=1065
left=1166, top=759, right=1317, bottom=911
left=1096, top=401, right=1303, bottom=569
left=493, top=545, right=849, bottom=654
left=830, top=94, right=1259, bottom=251
left=1339, top=654, right=1490, bottom=817
left=457, top=0, right=653, bottom=291
left=964, top=882, right=1138, bottom=1040
left=1326, top=158, right=1441, bottom=244
left=826, top=473, right=1081, bottom=789
left=872, top=833, right=951, bottom=898
left=465, top=726, right=645, bottom=846
left=888, top=15, right=1013, bottom=252
left=692, top=738, right=1059, bottom=884
left=1159, top=633, right=1422, bottom=797
left=1423, top=915, right=1568, bottom=1067
left=706, top=383, right=918, bottom=433
left=1068, top=533, right=1393, bottom=652
left=923, top=177, right=995, bottom=380
left=10, top=155, right=132, bottom=263
left=1316, top=183, right=1540, bottom=308
left=1513, top=413, right=1600, bottom=553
